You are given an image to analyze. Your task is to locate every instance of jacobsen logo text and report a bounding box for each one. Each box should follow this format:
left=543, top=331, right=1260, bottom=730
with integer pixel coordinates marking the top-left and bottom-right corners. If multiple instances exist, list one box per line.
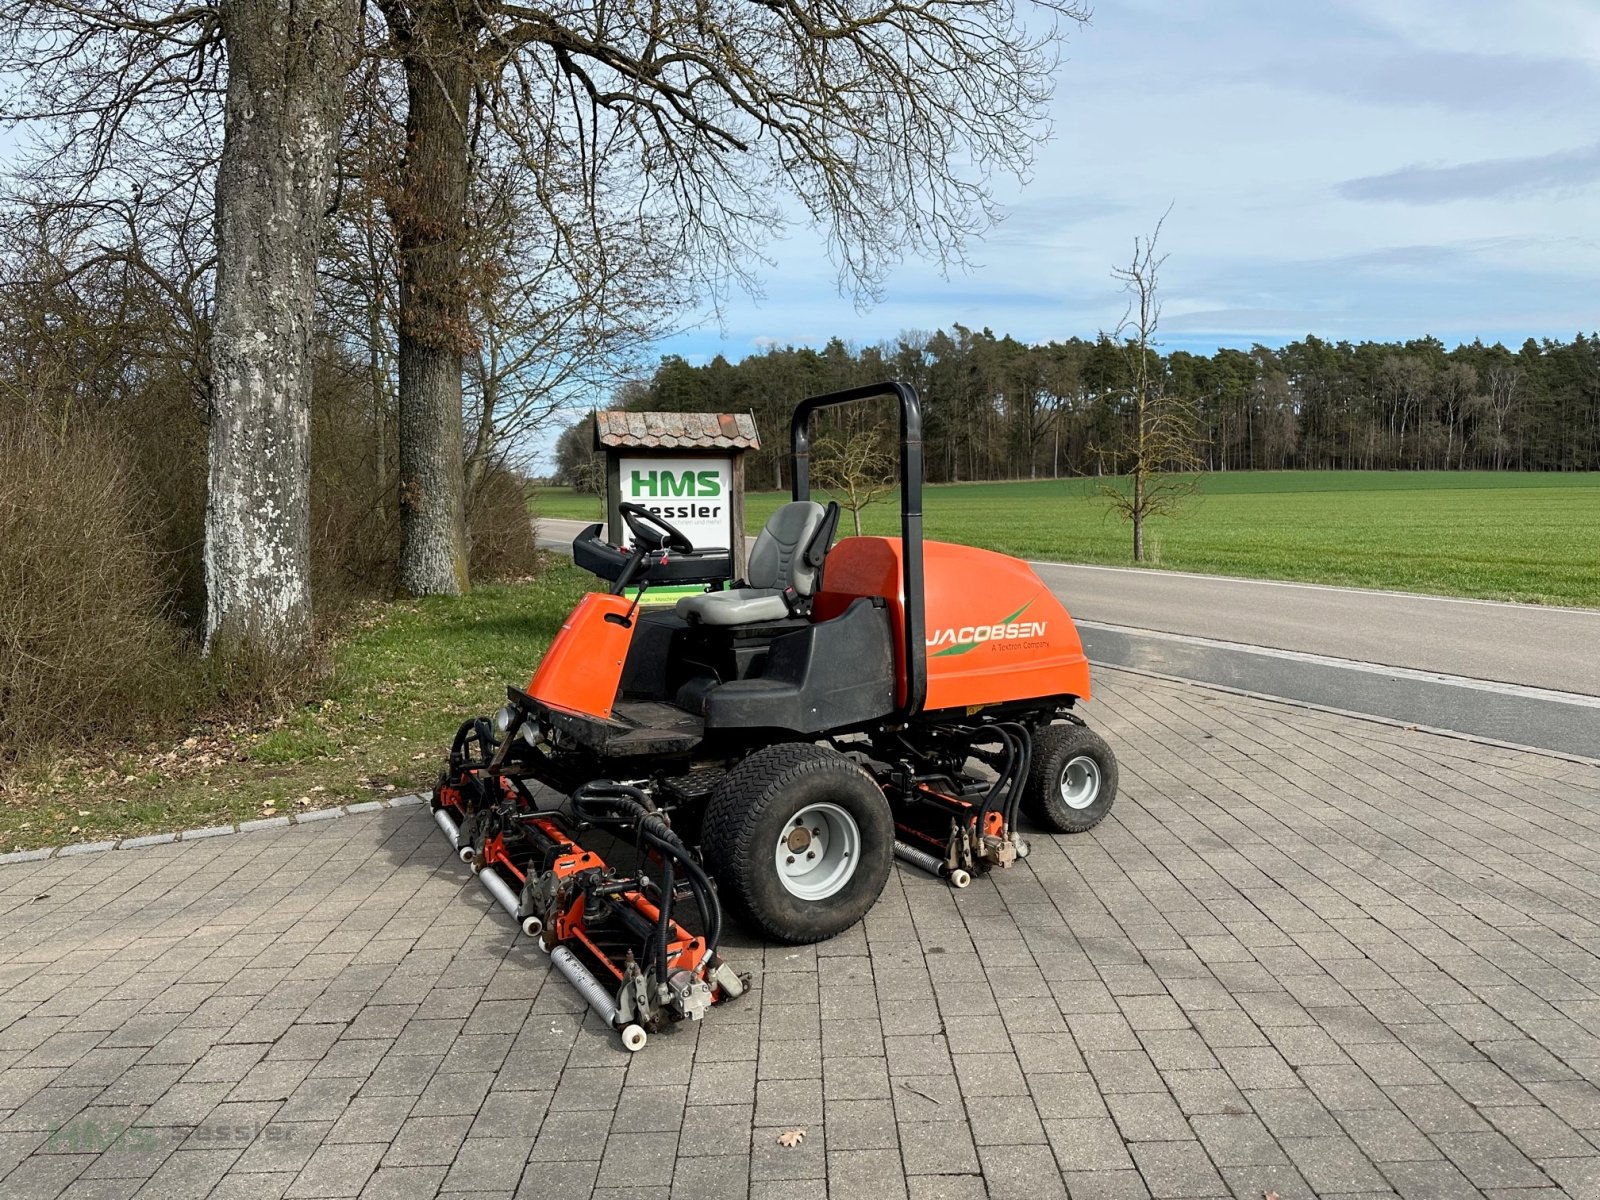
left=927, top=619, right=1047, bottom=656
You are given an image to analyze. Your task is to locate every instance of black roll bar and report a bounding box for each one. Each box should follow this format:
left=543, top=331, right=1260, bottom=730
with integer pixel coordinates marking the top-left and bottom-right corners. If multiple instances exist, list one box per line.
left=790, top=381, right=926, bottom=718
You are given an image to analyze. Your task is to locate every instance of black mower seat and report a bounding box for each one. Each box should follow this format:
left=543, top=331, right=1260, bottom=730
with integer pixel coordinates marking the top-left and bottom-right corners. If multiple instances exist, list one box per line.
left=676, top=501, right=833, bottom=626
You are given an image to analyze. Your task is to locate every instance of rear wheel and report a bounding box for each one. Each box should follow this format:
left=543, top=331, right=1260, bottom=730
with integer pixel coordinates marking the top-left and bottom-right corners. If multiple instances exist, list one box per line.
left=1022, top=723, right=1118, bottom=833
left=701, top=743, right=893, bottom=944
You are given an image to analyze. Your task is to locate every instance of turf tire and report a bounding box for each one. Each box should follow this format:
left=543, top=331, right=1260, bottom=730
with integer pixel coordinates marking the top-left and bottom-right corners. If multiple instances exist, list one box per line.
left=700, top=743, right=893, bottom=944
left=1022, top=723, right=1118, bottom=834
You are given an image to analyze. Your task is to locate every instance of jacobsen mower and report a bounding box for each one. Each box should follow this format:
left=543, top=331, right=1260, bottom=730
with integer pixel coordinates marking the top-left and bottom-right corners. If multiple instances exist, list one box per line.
left=432, top=382, right=1118, bottom=1049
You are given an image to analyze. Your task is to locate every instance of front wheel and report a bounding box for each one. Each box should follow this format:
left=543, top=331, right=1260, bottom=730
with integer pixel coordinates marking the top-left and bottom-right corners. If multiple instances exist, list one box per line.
left=700, top=743, right=893, bottom=944
left=1022, top=723, right=1118, bottom=834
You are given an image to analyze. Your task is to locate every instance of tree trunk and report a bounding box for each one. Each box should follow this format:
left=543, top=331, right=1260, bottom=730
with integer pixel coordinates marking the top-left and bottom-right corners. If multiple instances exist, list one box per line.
left=1132, top=469, right=1144, bottom=563
left=206, top=0, right=353, bottom=653
left=395, top=15, right=474, bottom=596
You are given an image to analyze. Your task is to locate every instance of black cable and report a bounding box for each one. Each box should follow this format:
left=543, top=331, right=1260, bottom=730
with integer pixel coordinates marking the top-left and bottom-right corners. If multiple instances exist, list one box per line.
left=979, top=726, right=1015, bottom=826
left=570, top=782, right=722, bottom=959
left=656, top=855, right=674, bottom=982
left=1004, top=722, right=1030, bottom=831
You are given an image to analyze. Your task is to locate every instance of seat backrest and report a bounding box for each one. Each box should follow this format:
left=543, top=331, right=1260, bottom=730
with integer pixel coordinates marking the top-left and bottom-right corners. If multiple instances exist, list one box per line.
left=747, top=501, right=827, bottom=595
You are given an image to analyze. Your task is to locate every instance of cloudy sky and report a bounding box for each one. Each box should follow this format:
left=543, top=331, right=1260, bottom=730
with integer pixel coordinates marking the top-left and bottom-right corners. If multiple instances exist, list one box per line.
left=660, top=0, right=1600, bottom=367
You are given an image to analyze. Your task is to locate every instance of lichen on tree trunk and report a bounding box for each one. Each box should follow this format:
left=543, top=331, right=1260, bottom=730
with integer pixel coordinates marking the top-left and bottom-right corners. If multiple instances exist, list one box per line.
left=206, top=0, right=355, bottom=654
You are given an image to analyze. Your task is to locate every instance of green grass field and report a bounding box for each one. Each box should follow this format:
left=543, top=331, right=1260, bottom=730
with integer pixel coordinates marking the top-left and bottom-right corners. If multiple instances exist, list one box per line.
left=531, top=471, right=1600, bottom=607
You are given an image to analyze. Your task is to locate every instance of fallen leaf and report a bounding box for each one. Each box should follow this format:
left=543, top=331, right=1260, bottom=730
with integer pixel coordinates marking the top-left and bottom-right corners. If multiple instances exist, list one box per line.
left=776, top=1129, right=806, bottom=1148
left=68, top=825, right=80, bottom=835
left=1265, top=1192, right=1279, bottom=1200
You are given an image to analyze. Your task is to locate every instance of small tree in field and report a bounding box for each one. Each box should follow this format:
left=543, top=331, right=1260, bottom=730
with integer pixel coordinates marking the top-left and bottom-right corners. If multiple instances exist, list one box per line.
left=813, top=432, right=897, bottom=536
left=1100, top=215, right=1202, bottom=562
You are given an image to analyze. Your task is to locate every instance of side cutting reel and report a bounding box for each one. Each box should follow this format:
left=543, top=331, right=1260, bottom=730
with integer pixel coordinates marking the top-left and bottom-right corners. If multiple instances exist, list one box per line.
left=887, top=720, right=1036, bottom=889
left=432, top=717, right=749, bottom=1053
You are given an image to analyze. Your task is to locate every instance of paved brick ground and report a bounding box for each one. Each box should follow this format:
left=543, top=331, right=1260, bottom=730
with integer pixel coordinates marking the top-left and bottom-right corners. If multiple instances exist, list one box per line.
left=2, top=669, right=1599, bottom=1199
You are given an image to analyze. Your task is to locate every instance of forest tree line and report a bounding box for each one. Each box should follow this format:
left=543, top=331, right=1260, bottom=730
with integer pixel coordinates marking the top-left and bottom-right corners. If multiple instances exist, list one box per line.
left=557, top=329, right=1600, bottom=490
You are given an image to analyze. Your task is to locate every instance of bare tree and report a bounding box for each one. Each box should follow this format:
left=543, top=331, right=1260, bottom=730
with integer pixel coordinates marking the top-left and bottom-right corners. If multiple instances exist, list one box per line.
left=1099, top=214, right=1202, bottom=563
left=1433, top=361, right=1477, bottom=472
left=460, top=156, right=682, bottom=503
left=318, top=65, right=404, bottom=501
left=1477, top=365, right=1523, bottom=471
left=813, top=432, right=898, bottom=537
left=1, top=0, right=358, bottom=652
left=551, top=413, right=605, bottom=493
left=368, top=0, right=1088, bottom=594
left=205, top=0, right=358, bottom=651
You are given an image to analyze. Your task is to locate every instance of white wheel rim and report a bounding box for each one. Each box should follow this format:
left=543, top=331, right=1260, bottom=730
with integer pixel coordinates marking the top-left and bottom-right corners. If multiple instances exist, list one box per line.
left=1060, top=754, right=1101, bottom=810
left=774, top=802, right=860, bottom=900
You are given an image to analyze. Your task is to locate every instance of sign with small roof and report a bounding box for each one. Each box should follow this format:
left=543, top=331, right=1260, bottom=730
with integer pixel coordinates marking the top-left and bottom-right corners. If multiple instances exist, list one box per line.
left=595, top=411, right=760, bottom=584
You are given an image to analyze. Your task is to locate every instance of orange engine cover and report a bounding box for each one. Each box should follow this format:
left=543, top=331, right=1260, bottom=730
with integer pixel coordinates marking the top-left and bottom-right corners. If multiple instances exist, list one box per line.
left=527, top=592, right=634, bottom=719
left=814, top=537, right=1091, bottom=713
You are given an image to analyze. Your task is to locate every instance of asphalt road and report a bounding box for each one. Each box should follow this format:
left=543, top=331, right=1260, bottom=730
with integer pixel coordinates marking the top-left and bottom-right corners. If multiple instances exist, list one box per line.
left=536, top=517, right=1600, bottom=756
left=1027, top=560, right=1600, bottom=697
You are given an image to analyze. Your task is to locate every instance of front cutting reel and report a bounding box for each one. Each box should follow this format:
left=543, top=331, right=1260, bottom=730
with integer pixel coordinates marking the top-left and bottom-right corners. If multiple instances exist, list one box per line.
left=432, top=719, right=748, bottom=1052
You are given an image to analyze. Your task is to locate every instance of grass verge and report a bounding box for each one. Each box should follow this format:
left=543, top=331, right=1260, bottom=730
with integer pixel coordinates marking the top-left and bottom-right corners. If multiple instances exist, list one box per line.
left=531, top=471, right=1600, bottom=606
left=0, top=564, right=591, bottom=853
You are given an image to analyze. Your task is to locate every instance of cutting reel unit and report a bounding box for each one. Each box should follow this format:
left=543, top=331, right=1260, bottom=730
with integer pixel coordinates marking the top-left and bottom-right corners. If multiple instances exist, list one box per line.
left=432, top=718, right=748, bottom=1053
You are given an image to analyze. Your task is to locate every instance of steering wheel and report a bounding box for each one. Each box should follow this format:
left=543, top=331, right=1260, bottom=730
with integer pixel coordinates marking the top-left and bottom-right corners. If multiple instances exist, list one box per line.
left=619, top=502, right=694, bottom=554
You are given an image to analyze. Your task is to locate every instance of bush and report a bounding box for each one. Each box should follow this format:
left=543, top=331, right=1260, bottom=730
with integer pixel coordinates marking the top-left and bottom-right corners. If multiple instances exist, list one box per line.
left=0, top=352, right=545, bottom=767
left=0, top=413, right=190, bottom=762
left=309, top=360, right=398, bottom=621
left=468, top=463, right=541, bottom=581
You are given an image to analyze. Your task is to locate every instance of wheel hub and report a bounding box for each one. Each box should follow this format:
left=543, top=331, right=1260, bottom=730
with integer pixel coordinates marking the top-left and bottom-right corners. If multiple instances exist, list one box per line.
left=1059, top=754, right=1101, bottom=810
left=775, top=802, right=860, bottom=900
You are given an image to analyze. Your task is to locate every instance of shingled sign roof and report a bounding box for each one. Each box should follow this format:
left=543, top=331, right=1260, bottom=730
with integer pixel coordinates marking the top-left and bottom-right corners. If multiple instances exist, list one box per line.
left=593, top=411, right=760, bottom=451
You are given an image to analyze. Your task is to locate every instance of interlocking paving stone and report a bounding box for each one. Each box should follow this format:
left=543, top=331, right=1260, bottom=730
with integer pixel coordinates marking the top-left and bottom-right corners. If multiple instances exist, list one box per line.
left=1, top=669, right=1598, bottom=1197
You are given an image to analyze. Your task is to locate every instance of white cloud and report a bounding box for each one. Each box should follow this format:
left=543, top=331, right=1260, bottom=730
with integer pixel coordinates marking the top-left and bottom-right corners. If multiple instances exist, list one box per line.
left=657, top=0, right=1600, bottom=362
left=1340, top=142, right=1600, bottom=203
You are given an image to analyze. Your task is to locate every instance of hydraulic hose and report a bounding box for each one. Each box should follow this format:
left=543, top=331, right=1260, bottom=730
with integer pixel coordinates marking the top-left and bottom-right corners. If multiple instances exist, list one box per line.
left=571, top=782, right=723, bottom=959
left=981, top=725, right=1016, bottom=828
left=656, top=856, right=675, bottom=982
left=1001, top=722, right=1029, bottom=831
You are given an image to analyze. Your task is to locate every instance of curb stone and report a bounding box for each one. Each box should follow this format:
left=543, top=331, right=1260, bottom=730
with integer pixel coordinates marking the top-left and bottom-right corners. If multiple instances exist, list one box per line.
left=0, top=848, right=54, bottom=865
left=239, top=817, right=292, bottom=833
left=180, top=825, right=235, bottom=841
left=0, top=794, right=430, bottom=863
left=119, top=833, right=177, bottom=849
